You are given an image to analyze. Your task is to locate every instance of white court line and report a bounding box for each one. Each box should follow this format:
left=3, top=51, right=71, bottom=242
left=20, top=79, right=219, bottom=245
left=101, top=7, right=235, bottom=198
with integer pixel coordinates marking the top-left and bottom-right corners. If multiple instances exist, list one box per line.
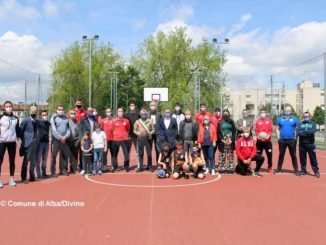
left=84, top=173, right=222, bottom=188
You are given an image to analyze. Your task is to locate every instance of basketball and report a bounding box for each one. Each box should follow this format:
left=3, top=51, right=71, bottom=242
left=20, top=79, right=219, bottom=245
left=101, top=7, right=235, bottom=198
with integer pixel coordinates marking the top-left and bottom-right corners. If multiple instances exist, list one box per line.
left=258, top=131, right=268, bottom=140
left=157, top=169, right=166, bottom=178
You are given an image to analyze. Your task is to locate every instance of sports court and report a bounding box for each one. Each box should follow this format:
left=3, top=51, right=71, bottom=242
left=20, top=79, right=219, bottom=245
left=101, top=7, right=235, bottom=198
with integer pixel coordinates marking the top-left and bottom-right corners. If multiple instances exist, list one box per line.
left=0, top=145, right=325, bottom=245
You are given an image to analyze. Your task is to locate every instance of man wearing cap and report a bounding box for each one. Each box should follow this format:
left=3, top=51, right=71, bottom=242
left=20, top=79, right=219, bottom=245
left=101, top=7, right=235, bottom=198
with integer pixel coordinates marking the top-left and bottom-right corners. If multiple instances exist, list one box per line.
left=275, top=106, right=301, bottom=176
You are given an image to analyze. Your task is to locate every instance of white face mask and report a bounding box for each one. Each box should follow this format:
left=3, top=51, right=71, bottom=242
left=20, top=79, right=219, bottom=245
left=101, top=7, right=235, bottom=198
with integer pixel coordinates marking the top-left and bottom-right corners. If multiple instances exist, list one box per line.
left=5, top=107, right=12, bottom=113
left=185, top=115, right=191, bottom=120
left=42, top=116, right=48, bottom=121
left=244, top=132, right=250, bottom=138
left=261, top=113, right=266, bottom=118
left=93, top=111, right=98, bottom=116
left=150, top=105, right=156, bottom=111
left=175, top=106, right=180, bottom=111
left=57, top=110, right=64, bottom=116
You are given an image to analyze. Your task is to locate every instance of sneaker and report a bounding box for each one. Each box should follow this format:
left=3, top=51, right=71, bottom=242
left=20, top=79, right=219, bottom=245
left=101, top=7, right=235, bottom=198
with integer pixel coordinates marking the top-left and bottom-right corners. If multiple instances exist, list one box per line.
left=205, top=168, right=210, bottom=175
left=92, top=170, right=97, bottom=175
left=295, top=171, right=302, bottom=176
left=0, top=181, right=3, bottom=188
left=252, top=171, right=262, bottom=177
left=9, top=179, right=17, bottom=187
left=300, top=171, right=308, bottom=176
left=42, top=174, right=50, bottom=179
left=274, top=170, right=282, bottom=174
left=98, top=170, right=103, bottom=175
left=124, top=168, right=130, bottom=173
left=136, top=168, right=143, bottom=173
left=211, top=169, right=216, bottom=176
left=315, top=171, right=321, bottom=178
left=268, top=168, right=273, bottom=174
left=183, top=173, right=189, bottom=179
left=80, top=170, right=85, bottom=175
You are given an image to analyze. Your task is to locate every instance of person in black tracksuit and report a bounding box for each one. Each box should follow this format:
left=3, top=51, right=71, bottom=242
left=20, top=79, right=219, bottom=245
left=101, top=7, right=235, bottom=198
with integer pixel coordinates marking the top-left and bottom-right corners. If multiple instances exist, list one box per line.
left=296, top=111, right=320, bottom=178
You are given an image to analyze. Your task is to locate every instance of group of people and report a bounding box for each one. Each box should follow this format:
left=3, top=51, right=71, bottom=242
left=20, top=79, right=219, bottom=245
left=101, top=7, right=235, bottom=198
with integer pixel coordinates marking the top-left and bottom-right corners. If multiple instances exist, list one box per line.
left=0, top=98, right=321, bottom=188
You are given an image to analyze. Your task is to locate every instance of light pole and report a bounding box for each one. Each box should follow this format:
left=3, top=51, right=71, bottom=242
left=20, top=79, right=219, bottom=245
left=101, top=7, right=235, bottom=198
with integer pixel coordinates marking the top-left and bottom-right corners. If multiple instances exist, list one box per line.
left=212, top=38, right=229, bottom=109
left=82, top=35, right=99, bottom=107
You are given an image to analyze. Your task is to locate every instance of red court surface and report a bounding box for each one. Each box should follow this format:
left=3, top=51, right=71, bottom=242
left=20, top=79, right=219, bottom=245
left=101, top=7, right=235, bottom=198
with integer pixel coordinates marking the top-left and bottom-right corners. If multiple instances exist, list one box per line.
left=0, top=144, right=326, bottom=245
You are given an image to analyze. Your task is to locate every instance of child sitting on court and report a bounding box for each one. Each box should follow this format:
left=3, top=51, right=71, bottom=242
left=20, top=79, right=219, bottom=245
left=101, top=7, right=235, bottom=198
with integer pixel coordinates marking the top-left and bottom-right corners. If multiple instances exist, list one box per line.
left=189, top=143, right=206, bottom=179
left=171, top=141, right=189, bottom=179
left=80, top=132, right=93, bottom=175
left=91, top=123, right=107, bottom=175
left=157, top=142, right=172, bottom=178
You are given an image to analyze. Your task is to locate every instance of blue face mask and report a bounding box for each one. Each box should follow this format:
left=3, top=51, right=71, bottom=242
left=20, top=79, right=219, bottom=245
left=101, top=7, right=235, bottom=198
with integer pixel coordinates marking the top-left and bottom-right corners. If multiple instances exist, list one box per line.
left=284, top=111, right=291, bottom=116
left=87, top=112, right=93, bottom=118
left=303, top=116, right=310, bottom=122
left=204, top=120, right=210, bottom=125
left=106, top=112, right=112, bottom=117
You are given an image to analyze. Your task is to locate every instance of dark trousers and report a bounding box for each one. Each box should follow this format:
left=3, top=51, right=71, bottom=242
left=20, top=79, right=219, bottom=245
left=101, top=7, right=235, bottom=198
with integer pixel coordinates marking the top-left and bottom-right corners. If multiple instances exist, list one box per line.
left=299, top=143, right=319, bottom=173
left=51, top=138, right=77, bottom=174
left=137, top=138, right=152, bottom=168
left=129, top=137, right=139, bottom=166
left=277, top=139, right=298, bottom=172
left=112, top=140, right=130, bottom=170
left=236, top=155, right=265, bottom=175
left=0, top=142, right=16, bottom=176
left=256, top=140, right=273, bottom=168
left=21, top=139, right=38, bottom=181
left=61, top=139, right=79, bottom=171
left=150, top=134, right=160, bottom=162
left=103, top=140, right=114, bottom=167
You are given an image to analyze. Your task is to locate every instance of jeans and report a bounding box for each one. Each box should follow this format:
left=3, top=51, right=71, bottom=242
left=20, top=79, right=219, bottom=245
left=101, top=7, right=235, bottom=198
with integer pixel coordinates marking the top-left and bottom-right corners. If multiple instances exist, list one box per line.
left=37, top=142, right=49, bottom=177
left=256, top=140, right=273, bottom=168
left=112, top=140, right=130, bottom=170
left=299, top=143, right=319, bottom=173
left=277, top=139, right=298, bottom=172
left=202, top=145, right=215, bottom=170
left=137, top=138, right=152, bottom=169
left=0, top=142, right=16, bottom=177
left=82, top=154, right=92, bottom=173
left=93, top=148, right=104, bottom=172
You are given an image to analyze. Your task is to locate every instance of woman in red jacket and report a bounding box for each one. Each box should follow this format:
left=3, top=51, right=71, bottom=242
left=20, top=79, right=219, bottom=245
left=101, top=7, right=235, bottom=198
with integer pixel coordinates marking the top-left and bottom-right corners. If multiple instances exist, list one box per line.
left=197, top=115, right=217, bottom=175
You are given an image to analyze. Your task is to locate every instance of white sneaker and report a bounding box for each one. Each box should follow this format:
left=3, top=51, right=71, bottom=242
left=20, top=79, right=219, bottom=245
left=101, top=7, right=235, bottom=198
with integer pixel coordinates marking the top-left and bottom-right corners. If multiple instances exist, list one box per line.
left=80, top=170, right=85, bottom=175
left=205, top=168, right=209, bottom=175
left=211, top=169, right=216, bottom=176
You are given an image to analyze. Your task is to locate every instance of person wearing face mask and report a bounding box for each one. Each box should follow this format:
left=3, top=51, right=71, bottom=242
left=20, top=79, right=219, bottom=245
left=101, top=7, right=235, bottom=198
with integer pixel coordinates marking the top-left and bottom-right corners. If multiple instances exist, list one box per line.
left=255, top=109, right=274, bottom=173
left=125, top=100, right=140, bottom=169
left=50, top=105, right=73, bottom=177
left=72, top=99, right=86, bottom=122
left=171, top=141, right=190, bottom=179
left=133, top=108, right=155, bottom=172
left=157, top=142, right=172, bottom=178
left=91, top=123, right=107, bottom=175
left=111, top=108, right=130, bottom=172
left=194, top=103, right=212, bottom=125
left=296, top=112, right=320, bottom=178
left=101, top=108, right=114, bottom=170
left=20, top=106, right=39, bottom=183
left=64, top=110, right=79, bottom=173
left=179, top=110, right=199, bottom=154
left=79, top=107, right=96, bottom=140
left=211, top=108, right=222, bottom=156
left=92, top=108, right=100, bottom=122
left=0, top=101, right=20, bottom=188
left=235, top=109, right=253, bottom=138
left=149, top=100, right=162, bottom=162
left=197, top=115, right=217, bottom=175
left=235, top=127, right=265, bottom=177
left=158, top=108, right=178, bottom=151
left=275, top=106, right=300, bottom=176
left=217, top=109, right=236, bottom=174
left=171, top=102, right=185, bottom=134
left=36, top=110, right=51, bottom=179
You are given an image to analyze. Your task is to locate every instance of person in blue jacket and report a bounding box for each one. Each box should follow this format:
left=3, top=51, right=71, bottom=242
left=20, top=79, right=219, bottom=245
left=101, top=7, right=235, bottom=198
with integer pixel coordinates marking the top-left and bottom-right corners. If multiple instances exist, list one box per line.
left=296, top=111, right=320, bottom=178
left=158, top=108, right=178, bottom=151
left=275, top=106, right=301, bottom=176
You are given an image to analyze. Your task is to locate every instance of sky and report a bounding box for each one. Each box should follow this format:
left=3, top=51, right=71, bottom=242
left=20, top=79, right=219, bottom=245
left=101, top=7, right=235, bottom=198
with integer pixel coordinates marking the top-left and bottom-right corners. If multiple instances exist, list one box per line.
left=1, top=0, right=326, bottom=102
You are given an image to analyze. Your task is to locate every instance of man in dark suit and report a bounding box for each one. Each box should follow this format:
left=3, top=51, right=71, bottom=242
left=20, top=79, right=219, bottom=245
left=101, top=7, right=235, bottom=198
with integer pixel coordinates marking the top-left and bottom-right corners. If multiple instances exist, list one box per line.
left=20, top=106, right=39, bottom=183
left=158, top=108, right=178, bottom=151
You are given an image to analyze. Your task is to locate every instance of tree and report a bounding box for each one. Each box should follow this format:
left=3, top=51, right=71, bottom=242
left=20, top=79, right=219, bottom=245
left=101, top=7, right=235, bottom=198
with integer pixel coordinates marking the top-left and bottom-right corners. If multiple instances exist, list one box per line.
left=312, top=106, right=325, bottom=130
left=131, top=27, right=225, bottom=112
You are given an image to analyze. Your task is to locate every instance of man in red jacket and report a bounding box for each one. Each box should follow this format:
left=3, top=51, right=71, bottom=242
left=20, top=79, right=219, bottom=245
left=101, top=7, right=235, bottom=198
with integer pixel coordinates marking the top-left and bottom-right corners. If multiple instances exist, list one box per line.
left=111, top=108, right=130, bottom=172
left=194, top=103, right=212, bottom=125
left=100, top=107, right=114, bottom=170
left=255, top=109, right=273, bottom=173
left=72, top=99, right=87, bottom=122
left=236, top=127, right=265, bottom=177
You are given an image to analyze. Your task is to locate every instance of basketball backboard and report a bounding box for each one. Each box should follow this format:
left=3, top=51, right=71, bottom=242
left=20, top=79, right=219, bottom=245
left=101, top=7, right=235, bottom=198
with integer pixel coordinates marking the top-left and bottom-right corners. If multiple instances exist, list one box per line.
left=144, top=88, right=169, bottom=102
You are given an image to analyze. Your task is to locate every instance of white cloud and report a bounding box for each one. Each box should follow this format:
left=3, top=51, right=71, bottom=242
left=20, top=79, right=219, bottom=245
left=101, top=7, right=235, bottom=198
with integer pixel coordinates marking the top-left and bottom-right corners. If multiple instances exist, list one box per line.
left=170, top=3, right=194, bottom=20
left=42, top=0, right=58, bottom=17
left=228, top=13, right=252, bottom=37
left=0, top=0, right=40, bottom=20
left=224, top=21, right=326, bottom=89
left=0, top=31, right=63, bottom=102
